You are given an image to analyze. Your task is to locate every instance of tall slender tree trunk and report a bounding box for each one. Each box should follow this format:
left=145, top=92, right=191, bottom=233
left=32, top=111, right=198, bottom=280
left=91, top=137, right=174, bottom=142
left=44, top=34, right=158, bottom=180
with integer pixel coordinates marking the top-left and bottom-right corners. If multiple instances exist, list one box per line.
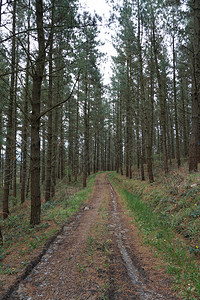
left=0, top=0, right=2, bottom=26
left=87, top=100, right=90, bottom=176
left=107, top=125, right=111, bottom=171
left=3, top=0, right=16, bottom=219
left=189, top=0, right=200, bottom=171
left=138, top=1, right=154, bottom=182
left=0, top=107, right=2, bottom=187
left=74, top=82, right=79, bottom=181
left=13, top=40, right=19, bottom=199
left=94, top=133, right=97, bottom=173
left=83, top=58, right=89, bottom=187
left=51, top=106, right=58, bottom=197
left=149, top=39, right=154, bottom=154
left=45, top=12, right=54, bottom=202
left=83, top=89, right=88, bottom=187
left=141, top=131, right=145, bottom=181
left=30, top=0, right=46, bottom=225
left=119, top=91, right=123, bottom=175
left=189, top=73, right=199, bottom=172
left=60, top=111, right=65, bottom=179
left=169, top=112, right=175, bottom=162
left=172, top=35, right=181, bottom=168
left=41, top=125, right=46, bottom=184
left=21, top=4, right=30, bottom=203
left=135, top=80, right=141, bottom=171
left=125, top=59, right=132, bottom=178
left=115, top=91, right=121, bottom=174
left=68, top=99, right=73, bottom=183
left=13, top=66, right=18, bottom=199
left=152, top=17, right=168, bottom=174
left=180, top=78, right=188, bottom=157
left=26, top=159, right=31, bottom=198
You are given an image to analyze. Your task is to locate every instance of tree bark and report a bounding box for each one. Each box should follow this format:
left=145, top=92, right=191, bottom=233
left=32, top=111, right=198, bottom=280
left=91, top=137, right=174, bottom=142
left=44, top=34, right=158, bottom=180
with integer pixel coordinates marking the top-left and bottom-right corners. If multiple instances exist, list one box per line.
left=59, top=111, right=65, bottom=180
left=68, top=99, right=73, bottom=183
left=0, top=107, right=2, bottom=188
left=30, top=0, right=46, bottom=225
left=12, top=63, right=18, bottom=199
left=180, top=78, right=188, bottom=157
left=21, top=8, right=30, bottom=203
left=172, top=35, right=181, bottom=168
left=41, top=124, right=46, bottom=184
left=152, top=16, right=168, bottom=174
left=138, top=1, right=154, bottom=182
left=83, top=86, right=88, bottom=187
left=45, top=10, right=54, bottom=202
left=3, top=0, right=16, bottom=219
left=74, top=84, right=79, bottom=181
left=189, top=0, right=200, bottom=171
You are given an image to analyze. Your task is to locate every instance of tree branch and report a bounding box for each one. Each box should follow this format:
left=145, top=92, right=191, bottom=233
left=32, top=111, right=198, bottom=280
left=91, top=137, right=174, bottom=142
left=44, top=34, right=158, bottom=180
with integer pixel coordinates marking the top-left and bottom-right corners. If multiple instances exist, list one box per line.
left=38, top=71, right=80, bottom=120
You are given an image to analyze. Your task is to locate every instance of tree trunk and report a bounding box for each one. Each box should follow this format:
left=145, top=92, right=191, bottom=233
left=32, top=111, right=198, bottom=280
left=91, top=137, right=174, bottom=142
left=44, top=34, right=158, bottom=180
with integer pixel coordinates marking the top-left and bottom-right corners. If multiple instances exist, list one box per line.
left=3, top=0, right=16, bottom=219
left=74, top=86, right=79, bottom=181
left=138, top=1, right=154, bottom=182
left=119, top=91, right=123, bottom=175
left=68, top=99, right=73, bottom=183
left=141, top=132, right=145, bottom=181
left=172, top=35, right=181, bottom=168
left=0, top=225, right=2, bottom=245
left=45, top=16, right=54, bottom=202
left=60, top=111, right=65, bottom=180
left=51, top=106, right=58, bottom=197
left=189, top=0, right=200, bottom=171
left=83, top=96, right=88, bottom=188
left=189, top=77, right=199, bottom=172
left=21, top=7, right=30, bottom=203
left=30, top=0, right=46, bottom=225
left=152, top=17, right=168, bottom=174
left=12, top=69, right=18, bottom=199
left=125, top=60, right=132, bottom=178
left=180, top=78, right=188, bottom=157
left=0, top=0, right=2, bottom=26
left=41, top=125, right=46, bottom=184
left=0, top=107, right=2, bottom=188
left=83, top=66, right=89, bottom=187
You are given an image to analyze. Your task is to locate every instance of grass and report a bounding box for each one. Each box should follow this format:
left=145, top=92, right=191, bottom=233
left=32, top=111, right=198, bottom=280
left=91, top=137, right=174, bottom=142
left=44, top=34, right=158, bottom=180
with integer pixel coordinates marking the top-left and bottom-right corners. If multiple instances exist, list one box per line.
left=108, top=171, right=200, bottom=300
left=0, top=173, right=98, bottom=292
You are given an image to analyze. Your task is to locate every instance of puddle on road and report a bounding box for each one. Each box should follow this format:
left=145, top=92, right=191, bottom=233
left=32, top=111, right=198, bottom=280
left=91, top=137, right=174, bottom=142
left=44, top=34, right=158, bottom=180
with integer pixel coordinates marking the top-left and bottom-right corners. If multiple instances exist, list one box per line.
left=107, top=179, right=164, bottom=300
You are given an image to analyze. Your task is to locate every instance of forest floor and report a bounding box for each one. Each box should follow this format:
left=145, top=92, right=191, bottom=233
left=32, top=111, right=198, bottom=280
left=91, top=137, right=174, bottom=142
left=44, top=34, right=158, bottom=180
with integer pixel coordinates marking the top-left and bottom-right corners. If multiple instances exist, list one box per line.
left=3, top=173, right=179, bottom=300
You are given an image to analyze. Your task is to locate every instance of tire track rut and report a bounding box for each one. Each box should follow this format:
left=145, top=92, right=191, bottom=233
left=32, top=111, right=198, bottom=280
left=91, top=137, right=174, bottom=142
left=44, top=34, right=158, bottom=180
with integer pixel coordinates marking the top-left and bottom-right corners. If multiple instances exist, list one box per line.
left=107, top=177, right=176, bottom=299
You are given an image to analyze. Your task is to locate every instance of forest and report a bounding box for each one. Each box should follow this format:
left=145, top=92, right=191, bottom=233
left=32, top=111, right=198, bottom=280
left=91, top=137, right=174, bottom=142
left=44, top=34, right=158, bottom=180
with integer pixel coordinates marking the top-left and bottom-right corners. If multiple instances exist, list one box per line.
left=1, top=0, right=199, bottom=224
left=0, top=0, right=200, bottom=298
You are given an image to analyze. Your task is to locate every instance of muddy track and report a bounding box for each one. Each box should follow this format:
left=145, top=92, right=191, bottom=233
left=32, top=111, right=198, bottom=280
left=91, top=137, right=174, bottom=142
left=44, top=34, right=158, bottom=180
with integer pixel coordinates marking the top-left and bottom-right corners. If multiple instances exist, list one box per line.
left=107, top=177, right=177, bottom=300
left=5, top=173, right=178, bottom=299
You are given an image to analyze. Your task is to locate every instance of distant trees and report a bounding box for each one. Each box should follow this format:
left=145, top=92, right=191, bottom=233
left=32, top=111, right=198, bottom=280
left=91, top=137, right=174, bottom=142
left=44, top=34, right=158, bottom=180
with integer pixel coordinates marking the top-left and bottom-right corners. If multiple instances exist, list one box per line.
left=111, top=0, right=199, bottom=180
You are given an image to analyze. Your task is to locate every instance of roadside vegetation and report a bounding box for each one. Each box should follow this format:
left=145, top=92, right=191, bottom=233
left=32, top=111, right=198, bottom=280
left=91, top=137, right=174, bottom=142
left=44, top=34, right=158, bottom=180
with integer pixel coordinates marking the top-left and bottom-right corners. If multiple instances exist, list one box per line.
left=108, top=165, right=200, bottom=300
left=0, top=173, right=98, bottom=295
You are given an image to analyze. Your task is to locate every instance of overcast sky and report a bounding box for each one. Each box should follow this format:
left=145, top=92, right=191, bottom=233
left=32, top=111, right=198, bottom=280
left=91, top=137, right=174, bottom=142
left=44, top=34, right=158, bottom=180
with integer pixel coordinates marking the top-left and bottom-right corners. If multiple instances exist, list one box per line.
left=78, top=0, right=117, bottom=84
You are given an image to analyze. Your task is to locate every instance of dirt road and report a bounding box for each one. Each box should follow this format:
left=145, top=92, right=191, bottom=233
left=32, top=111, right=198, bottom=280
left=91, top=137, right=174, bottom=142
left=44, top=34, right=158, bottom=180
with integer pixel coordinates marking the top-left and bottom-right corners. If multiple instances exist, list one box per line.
left=8, top=173, right=178, bottom=299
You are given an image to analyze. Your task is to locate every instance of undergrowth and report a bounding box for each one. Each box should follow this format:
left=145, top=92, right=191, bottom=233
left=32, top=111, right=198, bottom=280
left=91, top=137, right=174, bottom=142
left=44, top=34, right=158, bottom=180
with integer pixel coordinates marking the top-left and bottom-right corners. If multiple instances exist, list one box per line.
left=108, top=171, right=200, bottom=300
